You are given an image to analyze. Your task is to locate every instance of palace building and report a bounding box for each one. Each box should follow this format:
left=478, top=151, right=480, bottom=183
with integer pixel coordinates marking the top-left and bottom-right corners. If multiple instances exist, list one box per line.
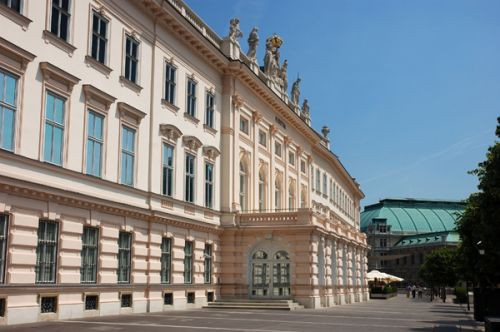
left=0, top=0, right=368, bottom=324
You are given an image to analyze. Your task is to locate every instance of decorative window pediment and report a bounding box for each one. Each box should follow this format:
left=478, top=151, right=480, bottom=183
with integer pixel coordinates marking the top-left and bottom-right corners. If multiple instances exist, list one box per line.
left=117, top=102, right=146, bottom=125
left=203, top=146, right=220, bottom=160
left=82, top=84, right=116, bottom=112
left=182, top=135, right=202, bottom=152
left=159, top=124, right=183, bottom=142
left=40, top=62, right=80, bottom=95
left=0, top=36, right=35, bottom=73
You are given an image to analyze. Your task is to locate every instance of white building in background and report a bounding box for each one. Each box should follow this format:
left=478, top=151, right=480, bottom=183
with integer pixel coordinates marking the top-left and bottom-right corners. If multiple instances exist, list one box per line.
left=0, top=0, right=369, bottom=325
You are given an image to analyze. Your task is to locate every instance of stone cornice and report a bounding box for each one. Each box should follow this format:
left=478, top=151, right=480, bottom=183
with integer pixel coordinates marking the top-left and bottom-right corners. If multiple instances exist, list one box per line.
left=82, top=84, right=116, bottom=111
left=159, top=123, right=183, bottom=142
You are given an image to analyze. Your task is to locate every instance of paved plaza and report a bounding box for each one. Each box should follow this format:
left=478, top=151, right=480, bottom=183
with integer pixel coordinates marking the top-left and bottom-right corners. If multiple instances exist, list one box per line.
left=1, top=295, right=481, bottom=332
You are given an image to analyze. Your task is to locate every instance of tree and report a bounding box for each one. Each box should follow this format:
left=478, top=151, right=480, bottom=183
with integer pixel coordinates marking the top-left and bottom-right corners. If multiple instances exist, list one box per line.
left=419, top=247, right=458, bottom=301
left=456, top=117, right=500, bottom=287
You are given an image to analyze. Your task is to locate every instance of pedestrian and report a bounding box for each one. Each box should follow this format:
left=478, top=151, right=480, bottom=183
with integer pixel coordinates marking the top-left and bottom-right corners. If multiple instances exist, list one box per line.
left=411, top=285, right=416, bottom=298
left=406, top=285, right=411, bottom=298
left=418, top=287, right=423, bottom=299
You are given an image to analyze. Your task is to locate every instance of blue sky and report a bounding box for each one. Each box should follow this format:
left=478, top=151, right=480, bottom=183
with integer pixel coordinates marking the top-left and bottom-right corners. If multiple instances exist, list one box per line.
left=185, top=0, right=500, bottom=207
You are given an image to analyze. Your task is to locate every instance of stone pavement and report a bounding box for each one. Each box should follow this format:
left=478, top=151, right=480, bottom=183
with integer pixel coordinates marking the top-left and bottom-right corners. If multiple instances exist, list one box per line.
left=1, top=294, right=483, bottom=332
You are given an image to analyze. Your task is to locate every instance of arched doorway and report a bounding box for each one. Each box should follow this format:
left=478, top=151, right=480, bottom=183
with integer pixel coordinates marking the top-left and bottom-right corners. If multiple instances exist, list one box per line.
left=250, top=250, right=290, bottom=297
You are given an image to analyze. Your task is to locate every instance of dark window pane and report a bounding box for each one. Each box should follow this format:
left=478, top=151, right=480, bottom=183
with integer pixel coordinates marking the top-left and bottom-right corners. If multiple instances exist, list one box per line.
left=98, top=39, right=105, bottom=63
left=60, top=14, right=68, bottom=40
left=50, top=7, right=59, bottom=35
left=61, top=0, right=69, bottom=11
left=91, top=35, right=98, bottom=59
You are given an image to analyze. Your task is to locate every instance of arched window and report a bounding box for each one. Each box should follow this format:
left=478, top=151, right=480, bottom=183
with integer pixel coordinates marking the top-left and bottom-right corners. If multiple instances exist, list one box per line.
left=258, top=168, right=266, bottom=212
left=288, top=180, right=295, bottom=210
left=274, top=176, right=282, bottom=210
left=240, top=161, right=248, bottom=211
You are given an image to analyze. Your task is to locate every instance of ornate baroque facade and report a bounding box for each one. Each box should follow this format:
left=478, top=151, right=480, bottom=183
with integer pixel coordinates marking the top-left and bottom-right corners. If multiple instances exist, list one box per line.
left=0, top=0, right=368, bottom=324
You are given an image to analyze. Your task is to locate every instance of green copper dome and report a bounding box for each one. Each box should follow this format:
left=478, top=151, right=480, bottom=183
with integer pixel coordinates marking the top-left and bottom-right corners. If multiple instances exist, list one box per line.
left=361, top=198, right=465, bottom=234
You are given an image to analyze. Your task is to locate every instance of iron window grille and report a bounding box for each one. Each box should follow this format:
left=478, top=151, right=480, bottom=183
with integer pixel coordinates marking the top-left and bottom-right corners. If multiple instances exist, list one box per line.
left=204, top=244, right=212, bottom=284
left=183, top=241, right=193, bottom=284
left=80, top=227, right=98, bottom=283
left=187, top=292, right=195, bottom=304
left=40, top=296, right=57, bottom=313
left=160, top=237, right=171, bottom=284
left=0, top=69, right=18, bottom=151
left=50, top=0, right=70, bottom=41
left=84, top=295, right=98, bottom=310
left=91, top=11, right=108, bottom=64
left=117, top=232, right=131, bottom=283
left=163, top=292, right=173, bottom=305
left=35, top=220, right=58, bottom=284
left=0, top=214, right=8, bottom=283
left=120, top=293, right=132, bottom=308
left=124, top=36, right=139, bottom=83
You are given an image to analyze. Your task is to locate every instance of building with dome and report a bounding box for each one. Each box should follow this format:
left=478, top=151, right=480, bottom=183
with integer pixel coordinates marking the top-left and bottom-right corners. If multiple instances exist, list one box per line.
left=361, top=198, right=465, bottom=284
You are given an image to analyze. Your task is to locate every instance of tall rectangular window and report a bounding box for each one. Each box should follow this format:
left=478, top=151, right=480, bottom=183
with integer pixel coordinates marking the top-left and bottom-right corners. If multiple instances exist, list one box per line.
left=1, top=0, right=21, bottom=12
left=50, top=0, right=70, bottom=41
left=323, top=173, right=327, bottom=195
left=162, top=143, right=174, bottom=196
left=0, top=215, right=8, bottom=284
left=258, top=130, right=267, bottom=147
left=186, top=79, right=196, bottom=117
left=184, top=241, right=193, bottom=284
left=205, top=92, right=214, bottom=128
left=124, top=36, right=139, bottom=83
left=35, top=220, right=58, bottom=284
left=91, top=11, right=108, bottom=64
left=160, top=237, right=171, bottom=284
left=239, top=117, right=249, bottom=135
left=0, top=70, right=17, bottom=151
left=44, top=92, right=65, bottom=165
left=274, top=141, right=282, bottom=158
left=205, top=162, right=214, bottom=208
left=86, top=110, right=103, bottom=177
left=164, top=63, right=176, bottom=104
left=117, top=232, right=131, bottom=283
left=120, top=126, right=135, bottom=186
left=185, top=154, right=195, bottom=203
left=315, top=169, right=320, bottom=192
left=80, top=227, right=98, bottom=283
left=288, top=151, right=295, bottom=166
left=204, top=244, right=212, bottom=284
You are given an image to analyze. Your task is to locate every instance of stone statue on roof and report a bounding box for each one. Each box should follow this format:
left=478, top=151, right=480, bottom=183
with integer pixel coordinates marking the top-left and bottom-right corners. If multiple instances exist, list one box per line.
left=291, top=77, right=301, bottom=106
left=301, top=99, right=310, bottom=123
left=263, top=37, right=277, bottom=77
left=280, top=59, right=288, bottom=92
left=247, top=27, right=259, bottom=61
left=228, top=18, right=243, bottom=44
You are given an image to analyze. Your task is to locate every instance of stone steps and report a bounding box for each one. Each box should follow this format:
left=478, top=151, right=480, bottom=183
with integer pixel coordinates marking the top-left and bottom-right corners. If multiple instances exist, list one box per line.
left=203, top=299, right=304, bottom=311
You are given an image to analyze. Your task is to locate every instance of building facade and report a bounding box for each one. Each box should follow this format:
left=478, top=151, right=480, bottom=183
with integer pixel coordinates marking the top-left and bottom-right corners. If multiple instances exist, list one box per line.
left=0, top=0, right=368, bottom=324
left=361, top=198, right=465, bottom=284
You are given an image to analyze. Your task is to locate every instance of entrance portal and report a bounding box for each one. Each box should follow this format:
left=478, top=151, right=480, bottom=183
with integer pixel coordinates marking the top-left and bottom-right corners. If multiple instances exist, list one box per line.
left=251, top=250, right=290, bottom=297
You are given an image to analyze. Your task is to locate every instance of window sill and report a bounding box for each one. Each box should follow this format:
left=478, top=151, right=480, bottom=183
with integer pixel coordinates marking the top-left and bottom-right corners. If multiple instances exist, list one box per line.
left=119, top=75, right=143, bottom=93
left=161, top=99, right=179, bottom=113
left=184, top=112, right=200, bottom=125
left=42, top=30, right=76, bottom=56
left=85, top=55, right=112, bottom=77
left=0, top=4, right=32, bottom=30
left=203, top=124, right=217, bottom=135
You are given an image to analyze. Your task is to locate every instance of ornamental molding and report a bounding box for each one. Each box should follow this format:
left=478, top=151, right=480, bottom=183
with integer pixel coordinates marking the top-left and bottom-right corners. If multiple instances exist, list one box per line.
left=232, top=94, right=244, bottom=109
left=202, top=146, right=220, bottom=160
left=269, top=124, right=278, bottom=136
left=40, top=62, right=81, bottom=94
left=252, top=111, right=263, bottom=123
left=117, top=102, right=147, bottom=124
left=182, top=135, right=203, bottom=151
left=159, top=124, right=183, bottom=142
left=0, top=37, right=35, bottom=72
left=82, top=84, right=116, bottom=111
left=221, top=127, right=234, bottom=135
